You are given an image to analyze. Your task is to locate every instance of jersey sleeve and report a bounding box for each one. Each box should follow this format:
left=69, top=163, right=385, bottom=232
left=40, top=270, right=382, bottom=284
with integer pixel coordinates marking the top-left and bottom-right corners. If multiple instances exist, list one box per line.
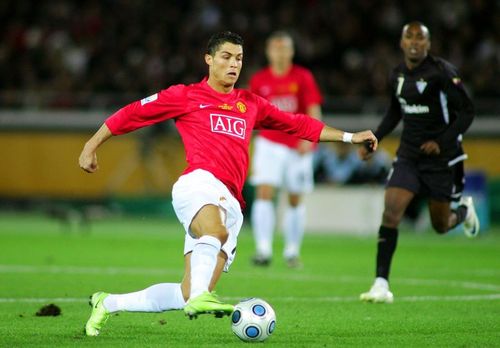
left=254, top=95, right=324, bottom=142
left=301, top=69, right=323, bottom=107
left=374, top=71, right=402, bottom=142
left=435, top=61, right=475, bottom=145
left=105, top=84, right=187, bottom=135
left=248, top=73, right=261, bottom=94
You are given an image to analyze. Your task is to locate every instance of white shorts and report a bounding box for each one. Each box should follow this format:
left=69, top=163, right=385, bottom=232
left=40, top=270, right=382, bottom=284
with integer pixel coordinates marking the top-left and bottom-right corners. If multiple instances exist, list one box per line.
left=251, top=136, right=314, bottom=194
left=171, top=169, right=244, bottom=272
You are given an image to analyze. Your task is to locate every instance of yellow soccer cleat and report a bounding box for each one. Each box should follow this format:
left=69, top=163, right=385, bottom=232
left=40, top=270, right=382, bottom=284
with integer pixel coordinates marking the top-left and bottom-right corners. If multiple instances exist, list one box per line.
left=84, top=292, right=110, bottom=336
left=184, top=291, right=234, bottom=320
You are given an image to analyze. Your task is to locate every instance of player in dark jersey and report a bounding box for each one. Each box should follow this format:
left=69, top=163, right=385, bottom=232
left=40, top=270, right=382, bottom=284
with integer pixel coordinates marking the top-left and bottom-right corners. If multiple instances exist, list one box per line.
left=358, top=22, right=480, bottom=303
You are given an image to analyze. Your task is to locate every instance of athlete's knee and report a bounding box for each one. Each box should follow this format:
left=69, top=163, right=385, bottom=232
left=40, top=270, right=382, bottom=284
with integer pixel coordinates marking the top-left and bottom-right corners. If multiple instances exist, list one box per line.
left=382, top=208, right=402, bottom=228
left=208, top=226, right=229, bottom=244
left=288, top=194, right=301, bottom=207
left=256, top=185, right=275, bottom=200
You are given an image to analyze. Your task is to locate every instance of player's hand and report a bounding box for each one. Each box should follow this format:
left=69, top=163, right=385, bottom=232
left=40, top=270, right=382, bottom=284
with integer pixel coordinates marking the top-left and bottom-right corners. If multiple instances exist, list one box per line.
left=296, top=139, right=314, bottom=155
left=79, top=149, right=99, bottom=173
left=420, top=140, right=440, bottom=155
left=352, top=131, right=378, bottom=152
left=358, top=144, right=374, bottom=161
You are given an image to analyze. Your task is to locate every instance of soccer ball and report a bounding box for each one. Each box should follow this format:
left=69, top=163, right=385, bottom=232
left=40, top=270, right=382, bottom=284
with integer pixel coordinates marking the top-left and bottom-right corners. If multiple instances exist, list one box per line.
left=231, top=298, right=276, bottom=342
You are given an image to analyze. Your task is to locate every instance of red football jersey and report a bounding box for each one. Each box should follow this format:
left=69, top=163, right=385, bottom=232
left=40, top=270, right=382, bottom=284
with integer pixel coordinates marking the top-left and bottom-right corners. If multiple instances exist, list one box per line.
left=105, top=78, right=324, bottom=207
left=249, top=65, right=323, bottom=148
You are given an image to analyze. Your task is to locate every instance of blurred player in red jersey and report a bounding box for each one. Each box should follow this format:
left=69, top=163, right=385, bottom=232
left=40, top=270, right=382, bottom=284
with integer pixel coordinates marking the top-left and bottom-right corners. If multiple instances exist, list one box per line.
left=249, top=31, right=322, bottom=268
left=79, top=31, right=377, bottom=336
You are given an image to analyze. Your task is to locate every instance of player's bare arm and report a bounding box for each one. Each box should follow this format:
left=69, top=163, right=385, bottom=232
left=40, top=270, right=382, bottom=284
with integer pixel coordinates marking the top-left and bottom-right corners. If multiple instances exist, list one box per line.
left=319, top=126, right=378, bottom=151
left=79, top=124, right=113, bottom=173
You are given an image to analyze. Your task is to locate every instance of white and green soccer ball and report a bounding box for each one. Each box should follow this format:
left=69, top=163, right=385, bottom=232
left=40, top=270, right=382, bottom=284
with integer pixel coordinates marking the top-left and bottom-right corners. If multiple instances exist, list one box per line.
left=231, top=298, right=276, bottom=342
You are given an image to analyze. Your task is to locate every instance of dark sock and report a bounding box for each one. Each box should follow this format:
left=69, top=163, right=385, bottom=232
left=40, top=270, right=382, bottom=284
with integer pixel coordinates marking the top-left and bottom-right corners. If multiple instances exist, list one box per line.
left=376, top=226, right=399, bottom=280
left=453, top=205, right=468, bottom=225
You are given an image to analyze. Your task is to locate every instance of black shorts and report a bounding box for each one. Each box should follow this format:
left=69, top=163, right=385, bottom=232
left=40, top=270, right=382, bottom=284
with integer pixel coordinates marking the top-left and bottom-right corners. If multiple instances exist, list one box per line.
left=386, top=156, right=464, bottom=202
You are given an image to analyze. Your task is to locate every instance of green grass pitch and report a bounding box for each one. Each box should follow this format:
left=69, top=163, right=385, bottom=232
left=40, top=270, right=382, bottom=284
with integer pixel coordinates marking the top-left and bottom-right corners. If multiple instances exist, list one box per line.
left=0, top=213, right=499, bottom=347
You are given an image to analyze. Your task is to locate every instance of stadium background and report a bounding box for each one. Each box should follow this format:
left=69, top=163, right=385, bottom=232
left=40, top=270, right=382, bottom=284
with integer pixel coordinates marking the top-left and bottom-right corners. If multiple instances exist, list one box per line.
left=0, top=0, right=498, bottom=226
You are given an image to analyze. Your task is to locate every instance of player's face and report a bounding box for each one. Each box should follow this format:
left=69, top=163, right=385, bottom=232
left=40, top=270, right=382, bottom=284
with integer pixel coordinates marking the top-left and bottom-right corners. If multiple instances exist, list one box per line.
left=400, top=24, right=430, bottom=64
left=266, top=37, right=294, bottom=68
left=206, top=42, right=243, bottom=89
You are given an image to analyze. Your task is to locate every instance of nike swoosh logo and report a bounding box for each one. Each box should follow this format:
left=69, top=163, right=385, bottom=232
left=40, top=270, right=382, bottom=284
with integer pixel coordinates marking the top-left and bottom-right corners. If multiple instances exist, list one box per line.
left=199, top=104, right=211, bottom=109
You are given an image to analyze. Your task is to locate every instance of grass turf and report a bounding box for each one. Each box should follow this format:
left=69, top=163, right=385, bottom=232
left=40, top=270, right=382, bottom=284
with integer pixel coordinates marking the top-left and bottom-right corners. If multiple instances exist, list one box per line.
left=0, top=212, right=499, bottom=347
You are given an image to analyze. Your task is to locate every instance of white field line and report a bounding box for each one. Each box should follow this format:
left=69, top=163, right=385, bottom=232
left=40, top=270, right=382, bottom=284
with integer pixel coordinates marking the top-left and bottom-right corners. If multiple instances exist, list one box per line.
left=1, top=264, right=500, bottom=292
left=0, top=294, right=499, bottom=304
left=0, top=264, right=181, bottom=276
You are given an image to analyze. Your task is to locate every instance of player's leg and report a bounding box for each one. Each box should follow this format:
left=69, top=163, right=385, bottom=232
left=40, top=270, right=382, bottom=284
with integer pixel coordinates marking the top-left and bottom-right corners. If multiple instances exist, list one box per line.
left=451, top=159, right=480, bottom=237
left=252, top=184, right=276, bottom=265
left=282, top=150, right=313, bottom=268
left=360, top=187, right=414, bottom=303
left=85, top=170, right=238, bottom=335
left=250, top=137, right=287, bottom=265
left=181, top=250, right=228, bottom=299
left=181, top=247, right=234, bottom=319
left=85, top=230, right=230, bottom=336
left=181, top=204, right=234, bottom=318
left=173, top=170, right=243, bottom=318
left=425, top=161, right=478, bottom=236
left=102, top=283, right=185, bottom=314
left=84, top=280, right=187, bottom=336
left=427, top=198, right=478, bottom=237
left=283, top=192, right=304, bottom=268
left=427, top=198, right=474, bottom=235
left=186, top=204, right=228, bottom=297
left=361, top=158, right=418, bottom=303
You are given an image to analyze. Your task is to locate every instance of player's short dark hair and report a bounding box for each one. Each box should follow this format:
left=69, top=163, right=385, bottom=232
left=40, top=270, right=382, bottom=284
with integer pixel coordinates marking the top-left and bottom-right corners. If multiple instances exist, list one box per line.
left=402, top=21, right=431, bottom=39
left=206, top=31, right=244, bottom=56
left=267, top=30, right=293, bottom=42
left=266, top=30, right=294, bottom=48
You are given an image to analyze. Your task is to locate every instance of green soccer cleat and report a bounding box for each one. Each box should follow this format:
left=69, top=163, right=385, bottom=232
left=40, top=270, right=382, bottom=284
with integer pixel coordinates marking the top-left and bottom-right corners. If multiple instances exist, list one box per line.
left=184, top=291, right=234, bottom=320
left=84, top=292, right=110, bottom=336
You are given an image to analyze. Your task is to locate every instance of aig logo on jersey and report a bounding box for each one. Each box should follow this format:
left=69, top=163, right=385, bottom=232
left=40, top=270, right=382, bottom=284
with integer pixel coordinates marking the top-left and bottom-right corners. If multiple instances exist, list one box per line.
left=210, top=114, right=246, bottom=139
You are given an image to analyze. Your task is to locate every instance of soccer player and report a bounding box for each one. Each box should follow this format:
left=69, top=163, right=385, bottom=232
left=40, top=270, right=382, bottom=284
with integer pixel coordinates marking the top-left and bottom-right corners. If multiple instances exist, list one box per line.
left=358, top=22, right=479, bottom=304
left=79, top=31, right=378, bottom=336
left=249, top=31, right=322, bottom=268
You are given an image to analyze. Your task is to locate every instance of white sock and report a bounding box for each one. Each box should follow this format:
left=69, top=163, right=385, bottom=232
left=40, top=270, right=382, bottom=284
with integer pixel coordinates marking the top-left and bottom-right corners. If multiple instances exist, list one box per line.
left=283, top=205, right=305, bottom=259
left=189, top=235, right=221, bottom=299
left=102, top=283, right=186, bottom=313
left=251, top=199, right=275, bottom=257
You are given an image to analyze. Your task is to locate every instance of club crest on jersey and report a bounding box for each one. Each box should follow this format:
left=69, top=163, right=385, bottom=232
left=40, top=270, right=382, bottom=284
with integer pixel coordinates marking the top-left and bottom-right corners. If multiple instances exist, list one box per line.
left=236, top=101, right=247, bottom=113
left=210, top=114, right=246, bottom=139
left=416, top=79, right=427, bottom=94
